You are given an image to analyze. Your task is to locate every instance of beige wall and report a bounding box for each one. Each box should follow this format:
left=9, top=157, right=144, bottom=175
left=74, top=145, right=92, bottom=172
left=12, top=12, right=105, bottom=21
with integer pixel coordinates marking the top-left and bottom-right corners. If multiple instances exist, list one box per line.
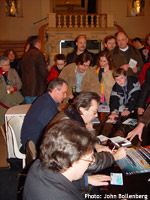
left=0, top=0, right=49, bottom=41
left=0, top=0, right=149, bottom=41
left=100, top=0, right=150, bottom=39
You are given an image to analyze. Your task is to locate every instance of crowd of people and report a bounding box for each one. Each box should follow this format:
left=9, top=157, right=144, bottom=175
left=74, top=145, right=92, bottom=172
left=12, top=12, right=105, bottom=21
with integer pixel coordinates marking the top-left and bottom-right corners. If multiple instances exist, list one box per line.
left=1, top=31, right=150, bottom=199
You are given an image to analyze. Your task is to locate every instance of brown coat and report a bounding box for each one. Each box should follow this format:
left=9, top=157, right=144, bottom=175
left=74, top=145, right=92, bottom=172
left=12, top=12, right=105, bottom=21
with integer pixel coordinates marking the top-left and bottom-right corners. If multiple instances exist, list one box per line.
left=139, top=104, right=150, bottom=126
left=110, top=44, right=144, bottom=76
left=59, top=63, right=101, bottom=108
left=21, top=47, right=49, bottom=97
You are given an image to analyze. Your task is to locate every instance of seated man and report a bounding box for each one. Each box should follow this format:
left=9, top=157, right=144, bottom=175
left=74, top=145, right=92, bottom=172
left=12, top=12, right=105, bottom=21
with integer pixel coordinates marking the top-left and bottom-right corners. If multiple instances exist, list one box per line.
left=59, top=51, right=101, bottom=108
left=109, top=68, right=141, bottom=120
left=21, top=78, right=68, bottom=151
left=0, top=56, right=24, bottom=127
left=51, top=91, right=127, bottom=166
left=23, top=120, right=111, bottom=200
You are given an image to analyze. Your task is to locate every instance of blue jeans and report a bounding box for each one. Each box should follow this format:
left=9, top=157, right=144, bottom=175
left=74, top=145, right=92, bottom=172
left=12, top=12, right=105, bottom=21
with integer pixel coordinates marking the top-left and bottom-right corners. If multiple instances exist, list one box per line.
left=24, top=96, right=37, bottom=104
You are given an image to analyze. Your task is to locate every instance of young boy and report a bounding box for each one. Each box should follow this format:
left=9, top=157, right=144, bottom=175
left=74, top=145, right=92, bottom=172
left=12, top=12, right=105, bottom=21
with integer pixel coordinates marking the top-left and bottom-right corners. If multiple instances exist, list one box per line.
left=47, top=54, right=66, bottom=83
left=109, top=68, right=141, bottom=120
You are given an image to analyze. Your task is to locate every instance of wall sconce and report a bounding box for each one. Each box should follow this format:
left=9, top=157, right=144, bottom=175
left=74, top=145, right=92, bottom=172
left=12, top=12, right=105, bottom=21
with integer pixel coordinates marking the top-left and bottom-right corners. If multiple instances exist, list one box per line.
left=127, top=0, right=145, bottom=16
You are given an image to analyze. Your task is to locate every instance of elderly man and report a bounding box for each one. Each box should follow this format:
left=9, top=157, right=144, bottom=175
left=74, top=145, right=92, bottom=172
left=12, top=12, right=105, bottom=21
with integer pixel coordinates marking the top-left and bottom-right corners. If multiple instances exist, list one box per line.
left=59, top=51, right=101, bottom=108
left=66, top=35, right=95, bottom=66
left=21, top=35, right=49, bottom=104
left=21, top=78, right=68, bottom=151
left=110, top=32, right=144, bottom=77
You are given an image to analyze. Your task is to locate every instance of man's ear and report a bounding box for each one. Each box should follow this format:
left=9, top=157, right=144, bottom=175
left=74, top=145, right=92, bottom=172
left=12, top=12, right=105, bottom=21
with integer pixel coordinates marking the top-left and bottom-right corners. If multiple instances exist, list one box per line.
left=53, top=87, right=58, bottom=93
left=79, top=107, right=86, bottom=115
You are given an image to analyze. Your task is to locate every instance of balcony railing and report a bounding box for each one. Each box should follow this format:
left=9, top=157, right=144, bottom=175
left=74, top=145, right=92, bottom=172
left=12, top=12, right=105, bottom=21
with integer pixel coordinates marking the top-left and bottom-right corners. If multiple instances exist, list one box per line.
left=48, top=13, right=114, bottom=28
left=56, top=13, right=107, bottom=28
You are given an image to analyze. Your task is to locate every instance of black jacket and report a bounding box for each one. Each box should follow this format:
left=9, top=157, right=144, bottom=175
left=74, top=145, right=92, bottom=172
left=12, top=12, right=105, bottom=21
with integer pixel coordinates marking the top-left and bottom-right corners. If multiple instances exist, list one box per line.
left=110, top=76, right=141, bottom=113
left=51, top=105, right=115, bottom=173
left=23, top=159, right=84, bottom=200
left=66, top=49, right=96, bottom=66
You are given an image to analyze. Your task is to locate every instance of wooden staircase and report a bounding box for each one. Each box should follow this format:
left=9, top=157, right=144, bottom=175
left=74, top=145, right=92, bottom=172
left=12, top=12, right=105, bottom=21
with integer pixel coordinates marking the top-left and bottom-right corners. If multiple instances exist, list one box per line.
left=0, top=41, right=26, bottom=58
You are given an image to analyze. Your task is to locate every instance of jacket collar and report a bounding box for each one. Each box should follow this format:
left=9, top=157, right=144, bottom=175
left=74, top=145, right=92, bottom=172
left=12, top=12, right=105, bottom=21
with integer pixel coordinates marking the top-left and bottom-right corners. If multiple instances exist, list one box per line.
left=64, top=105, right=85, bottom=127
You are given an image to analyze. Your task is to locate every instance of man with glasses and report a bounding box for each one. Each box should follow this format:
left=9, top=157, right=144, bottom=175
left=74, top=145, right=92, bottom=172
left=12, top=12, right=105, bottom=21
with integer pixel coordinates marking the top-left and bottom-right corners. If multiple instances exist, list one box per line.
left=50, top=91, right=126, bottom=191
left=59, top=51, right=101, bottom=108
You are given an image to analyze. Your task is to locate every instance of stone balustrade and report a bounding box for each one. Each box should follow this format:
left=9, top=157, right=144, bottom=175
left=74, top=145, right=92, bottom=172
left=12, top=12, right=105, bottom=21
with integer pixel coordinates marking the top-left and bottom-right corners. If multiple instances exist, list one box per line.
left=48, top=13, right=114, bottom=28
left=56, top=13, right=107, bottom=28
left=47, top=12, right=116, bottom=65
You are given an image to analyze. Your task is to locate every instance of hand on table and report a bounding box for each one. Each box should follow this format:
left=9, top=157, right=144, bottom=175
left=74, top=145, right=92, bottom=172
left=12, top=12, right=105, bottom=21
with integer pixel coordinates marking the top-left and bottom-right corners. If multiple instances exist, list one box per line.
left=88, top=174, right=112, bottom=186
left=109, top=112, right=119, bottom=120
left=121, top=110, right=130, bottom=117
left=126, top=122, right=145, bottom=141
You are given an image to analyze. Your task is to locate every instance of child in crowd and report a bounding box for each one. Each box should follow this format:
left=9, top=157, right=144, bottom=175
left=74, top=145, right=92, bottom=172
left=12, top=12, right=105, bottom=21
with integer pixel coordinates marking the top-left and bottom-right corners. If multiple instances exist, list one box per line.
left=109, top=68, right=141, bottom=120
left=47, top=54, right=66, bottom=83
left=0, top=56, right=24, bottom=126
left=96, top=51, right=115, bottom=105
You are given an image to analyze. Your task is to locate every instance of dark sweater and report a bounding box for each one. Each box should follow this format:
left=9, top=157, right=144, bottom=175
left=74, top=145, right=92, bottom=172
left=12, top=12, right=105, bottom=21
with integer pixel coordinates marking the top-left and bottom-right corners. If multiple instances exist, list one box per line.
left=21, top=92, right=59, bottom=149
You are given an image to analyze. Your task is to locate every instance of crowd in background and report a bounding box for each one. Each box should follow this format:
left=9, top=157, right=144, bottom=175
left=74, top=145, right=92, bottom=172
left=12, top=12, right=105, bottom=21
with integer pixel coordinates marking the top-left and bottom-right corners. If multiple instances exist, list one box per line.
left=1, top=31, right=150, bottom=200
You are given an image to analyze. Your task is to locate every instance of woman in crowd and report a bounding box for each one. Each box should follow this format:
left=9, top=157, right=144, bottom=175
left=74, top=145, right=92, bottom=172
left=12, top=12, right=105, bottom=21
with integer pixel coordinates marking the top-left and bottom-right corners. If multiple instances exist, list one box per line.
left=4, top=49, right=20, bottom=75
left=0, top=56, right=24, bottom=126
left=96, top=51, right=115, bottom=105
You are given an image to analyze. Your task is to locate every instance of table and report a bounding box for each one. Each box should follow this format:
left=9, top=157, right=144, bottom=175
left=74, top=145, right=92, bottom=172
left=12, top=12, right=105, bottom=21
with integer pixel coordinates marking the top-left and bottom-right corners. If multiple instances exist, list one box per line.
left=96, top=111, right=150, bottom=147
left=94, top=111, right=150, bottom=199
left=5, top=104, right=31, bottom=158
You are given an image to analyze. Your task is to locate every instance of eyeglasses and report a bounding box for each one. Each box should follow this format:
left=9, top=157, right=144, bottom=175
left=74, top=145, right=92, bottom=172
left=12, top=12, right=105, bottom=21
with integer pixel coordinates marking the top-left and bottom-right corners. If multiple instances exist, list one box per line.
left=3, top=64, right=10, bottom=66
left=81, top=155, right=95, bottom=165
left=83, top=63, right=90, bottom=68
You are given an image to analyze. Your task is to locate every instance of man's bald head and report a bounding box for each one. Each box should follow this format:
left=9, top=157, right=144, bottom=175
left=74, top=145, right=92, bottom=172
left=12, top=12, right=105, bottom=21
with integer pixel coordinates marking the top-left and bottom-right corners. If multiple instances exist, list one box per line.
left=116, top=32, right=128, bottom=49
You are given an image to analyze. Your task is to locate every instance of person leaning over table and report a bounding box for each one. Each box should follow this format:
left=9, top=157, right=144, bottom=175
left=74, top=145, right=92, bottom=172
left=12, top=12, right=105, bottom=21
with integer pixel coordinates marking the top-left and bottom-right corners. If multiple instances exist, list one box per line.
left=109, top=68, right=141, bottom=120
left=50, top=91, right=127, bottom=185
left=126, top=104, right=150, bottom=142
left=21, top=78, right=68, bottom=152
left=23, top=119, right=112, bottom=200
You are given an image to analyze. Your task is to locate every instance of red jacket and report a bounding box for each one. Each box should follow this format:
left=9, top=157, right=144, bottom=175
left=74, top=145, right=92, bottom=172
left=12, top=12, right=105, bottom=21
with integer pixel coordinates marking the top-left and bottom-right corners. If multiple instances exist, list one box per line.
left=139, top=62, right=150, bottom=85
left=47, top=65, right=61, bottom=83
